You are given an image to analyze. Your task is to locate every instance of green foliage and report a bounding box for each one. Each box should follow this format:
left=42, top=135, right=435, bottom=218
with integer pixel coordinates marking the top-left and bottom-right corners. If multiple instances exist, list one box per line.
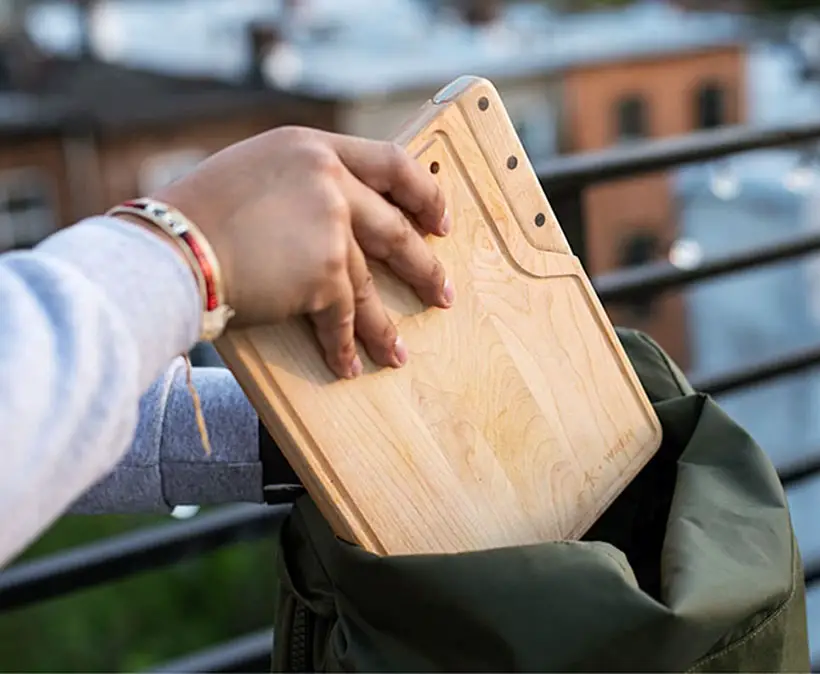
left=0, top=514, right=279, bottom=672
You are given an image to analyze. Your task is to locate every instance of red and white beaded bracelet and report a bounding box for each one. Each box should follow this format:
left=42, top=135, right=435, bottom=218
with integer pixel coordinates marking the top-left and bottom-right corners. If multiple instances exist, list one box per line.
left=106, top=197, right=235, bottom=342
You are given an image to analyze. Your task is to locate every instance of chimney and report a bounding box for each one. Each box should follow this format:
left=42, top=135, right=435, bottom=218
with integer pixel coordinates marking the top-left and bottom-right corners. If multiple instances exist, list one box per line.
left=76, top=0, right=99, bottom=60
left=458, top=0, right=502, bottom=26
left=246, top=21, right=284, bottom=88
left=0, top=0, right=49, bottom=92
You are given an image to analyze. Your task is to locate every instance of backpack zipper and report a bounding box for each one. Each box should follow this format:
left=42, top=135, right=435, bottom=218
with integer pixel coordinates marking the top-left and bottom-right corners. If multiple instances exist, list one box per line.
left=289, top=602, right=313, bottom=672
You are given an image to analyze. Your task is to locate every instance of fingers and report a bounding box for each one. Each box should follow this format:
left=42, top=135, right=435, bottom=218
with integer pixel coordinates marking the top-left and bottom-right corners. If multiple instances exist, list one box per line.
left=309, top=271, right=360, bottom=380
left=309, top=233, right=407, bottom=378
left=325, top=132, right=450, bottom=237
left=343, top=174, right=454, bottom=310
left=347, top=234, right=407, bottom=369
left=306, top=132, right=456, bottom=380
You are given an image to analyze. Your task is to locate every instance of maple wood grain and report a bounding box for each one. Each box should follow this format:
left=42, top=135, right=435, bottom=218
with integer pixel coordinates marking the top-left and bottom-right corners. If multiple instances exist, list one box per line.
left=215, top=76, right=663, bottom=556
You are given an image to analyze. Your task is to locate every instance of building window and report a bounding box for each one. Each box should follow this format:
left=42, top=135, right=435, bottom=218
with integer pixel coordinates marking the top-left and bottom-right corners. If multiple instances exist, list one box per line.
left=138, top=149, right=207, bottom=195
left=619, top=229, right=661, bottom=320
left=615, top=94, right=648, bottom=142
left=0, top=170, right=56, bottom=252
left=695, top=82, right=727, bottom=130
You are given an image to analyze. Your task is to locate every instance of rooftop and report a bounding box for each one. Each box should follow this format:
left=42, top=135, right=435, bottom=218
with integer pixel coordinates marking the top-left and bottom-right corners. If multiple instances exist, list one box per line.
left=25, top=0, right=751, bottom=101
left=0, top=36, right=292, bottom=136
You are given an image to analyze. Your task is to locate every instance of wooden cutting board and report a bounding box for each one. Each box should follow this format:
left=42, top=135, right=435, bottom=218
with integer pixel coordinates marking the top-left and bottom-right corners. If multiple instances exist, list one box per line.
left=215, top=76, right=663, bottom=556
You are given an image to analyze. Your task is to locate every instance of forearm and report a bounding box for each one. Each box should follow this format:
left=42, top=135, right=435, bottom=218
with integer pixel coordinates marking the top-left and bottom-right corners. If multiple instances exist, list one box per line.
left=70, top=360, right=265, bottom=513
left=0, top=217, right=200, bottom=567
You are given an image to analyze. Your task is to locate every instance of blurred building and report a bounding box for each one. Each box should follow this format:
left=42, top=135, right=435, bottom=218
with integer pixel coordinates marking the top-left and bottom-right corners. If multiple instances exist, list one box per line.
left=676, top=153, right=820, bottom=465
left=562, top=11, right=748, bottom=367
left=665, top=42, right=820, bottom=468
left=1, top=0, right=750, bottom=362
left=0, top=54, right=329, bottom=248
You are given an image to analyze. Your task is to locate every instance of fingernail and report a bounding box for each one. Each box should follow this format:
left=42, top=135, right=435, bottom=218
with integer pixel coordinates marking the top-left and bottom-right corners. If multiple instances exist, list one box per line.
left=440, top=208, right=452, bottom=235
left=442, top=278, right=455, bottom=307
left=349, top=356, right=363, bottom=379
left=393, top=336, right=409, bottom=367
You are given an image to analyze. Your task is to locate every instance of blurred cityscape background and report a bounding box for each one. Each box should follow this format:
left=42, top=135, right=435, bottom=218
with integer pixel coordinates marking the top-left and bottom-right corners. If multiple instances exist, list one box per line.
left=4, top=0, right=820, bottom=670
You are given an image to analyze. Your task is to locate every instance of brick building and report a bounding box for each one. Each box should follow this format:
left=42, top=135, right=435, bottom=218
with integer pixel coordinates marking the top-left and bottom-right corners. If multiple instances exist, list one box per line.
left=563, top=41, right=747, bottom=367
left=0, top=50, right=336, bottom=249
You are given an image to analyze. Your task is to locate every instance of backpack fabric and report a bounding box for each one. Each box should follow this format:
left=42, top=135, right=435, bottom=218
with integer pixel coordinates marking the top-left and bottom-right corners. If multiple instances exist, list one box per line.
left=271, top=328, right=809, bottom=672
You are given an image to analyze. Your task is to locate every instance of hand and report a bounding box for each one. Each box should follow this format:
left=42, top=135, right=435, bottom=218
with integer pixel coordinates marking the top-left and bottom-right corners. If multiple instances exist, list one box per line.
left=154, top=126, right=454, bottom=379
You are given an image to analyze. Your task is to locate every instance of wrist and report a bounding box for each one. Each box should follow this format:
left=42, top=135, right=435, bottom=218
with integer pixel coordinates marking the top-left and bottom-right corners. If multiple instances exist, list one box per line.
left=105, top=199, right=235, bottom=342
left=153, top=181, right=234, bottom=306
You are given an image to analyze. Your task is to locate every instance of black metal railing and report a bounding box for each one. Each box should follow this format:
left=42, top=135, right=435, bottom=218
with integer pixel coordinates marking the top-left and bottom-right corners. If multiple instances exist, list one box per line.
left=5, top=119, right=820, bottom=672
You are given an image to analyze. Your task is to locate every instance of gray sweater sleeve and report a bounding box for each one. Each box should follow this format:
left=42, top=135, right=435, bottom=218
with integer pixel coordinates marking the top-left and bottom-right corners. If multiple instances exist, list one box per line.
left=0, top=216, right=203, bottom=566
left=70, top=358, right=265, bottom=514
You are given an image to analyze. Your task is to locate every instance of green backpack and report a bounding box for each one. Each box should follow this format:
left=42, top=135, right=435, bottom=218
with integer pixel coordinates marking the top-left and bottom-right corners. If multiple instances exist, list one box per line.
left=271, top=328, right=809, bottom=673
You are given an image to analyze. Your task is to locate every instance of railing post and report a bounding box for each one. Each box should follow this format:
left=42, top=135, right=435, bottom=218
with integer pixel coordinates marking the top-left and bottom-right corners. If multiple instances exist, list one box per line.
left=544, top=183, right=587, bottom=267
left=189, top=342, right=225, bottom=368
